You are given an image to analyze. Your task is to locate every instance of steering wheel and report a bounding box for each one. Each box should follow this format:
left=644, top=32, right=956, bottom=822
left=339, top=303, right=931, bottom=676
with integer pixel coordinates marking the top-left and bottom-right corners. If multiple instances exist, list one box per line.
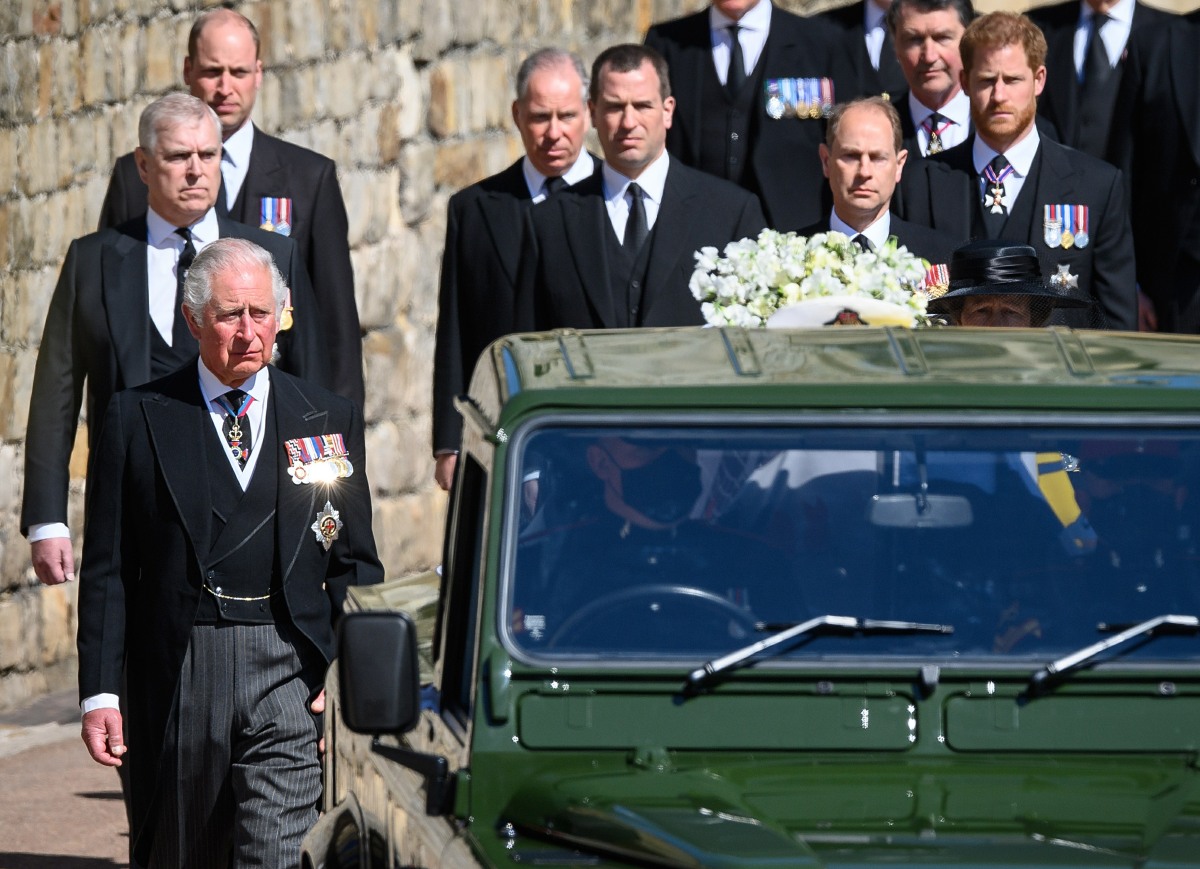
left=546, top=583, right=759, bottom=650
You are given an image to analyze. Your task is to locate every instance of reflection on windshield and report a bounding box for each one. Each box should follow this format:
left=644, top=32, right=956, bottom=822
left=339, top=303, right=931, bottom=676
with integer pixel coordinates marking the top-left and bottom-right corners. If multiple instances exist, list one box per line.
left=506, top=424, right=1200, bottom=663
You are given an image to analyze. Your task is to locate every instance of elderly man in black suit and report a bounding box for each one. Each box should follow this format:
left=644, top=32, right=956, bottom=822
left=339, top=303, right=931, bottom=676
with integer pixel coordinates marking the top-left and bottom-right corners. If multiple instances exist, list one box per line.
left=1029, top=0, right=1174, bottom=162
left=97, top=8, right=364, bottom=408
left=886, top=0, right=976, bottom=158
left=22, top=93, right=322, bottom=588
left=516, top=44, right=765, bottom=333
left=431, top=48, right=598, bottom=491
left=77, top=237, right=383, bottom=869
left=644, top=0, right=852, bottom=230
left=896, top=12, right=1135, bottom=330
left=1109, top=15, right=1200, bottom=333
left=794, top=96, right=956, bottom=266
left=819, top=0, right=908, bottom=98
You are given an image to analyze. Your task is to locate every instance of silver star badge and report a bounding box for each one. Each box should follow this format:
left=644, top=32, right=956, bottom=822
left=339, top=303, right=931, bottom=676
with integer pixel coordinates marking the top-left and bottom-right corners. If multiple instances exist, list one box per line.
left=1050, top=264, right=1078, bottom=291
left=311, top=501, right=342, bottom=551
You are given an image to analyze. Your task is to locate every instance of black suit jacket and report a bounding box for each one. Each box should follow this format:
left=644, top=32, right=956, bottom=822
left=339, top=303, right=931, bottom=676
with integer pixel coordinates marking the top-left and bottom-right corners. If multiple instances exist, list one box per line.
left=797, top=214, right=957, bottom=266
left=20, top=215, right=323, bottom=534
left=431, top=156, right=601, bottom=455
left=1030, top=0, right=1174, bottom=162
left=516, top=160, right=766, bottom=331
left=895, top=135, right=1136, bottom=330
left=817, top=0, right=907, bottom=98
left=76, top=363, right=383, bottom=864
left=645, top=6, right=854, bottom=230
left=1109, top=18, right=1200, bottom=332
left=98, top=127, right=364, bottom=407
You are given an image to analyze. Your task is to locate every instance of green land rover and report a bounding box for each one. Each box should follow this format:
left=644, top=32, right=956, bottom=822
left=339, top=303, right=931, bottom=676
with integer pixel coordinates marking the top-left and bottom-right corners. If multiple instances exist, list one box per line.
left=303, top=326, right=1200, bottom=868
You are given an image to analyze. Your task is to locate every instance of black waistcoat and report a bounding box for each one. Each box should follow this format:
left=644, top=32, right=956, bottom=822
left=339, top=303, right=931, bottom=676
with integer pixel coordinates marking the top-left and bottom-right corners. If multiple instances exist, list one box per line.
left=194, top=395, right=282, bottom=624
left=149, top=322, right=197, bottom=381
left=697, top=53, right=762, bottom=185
left=603, top=221, right=655, bottom=328
left=973, top=148, right=1043, bottom=241
left=1074, top=70, right=1121, bottom=159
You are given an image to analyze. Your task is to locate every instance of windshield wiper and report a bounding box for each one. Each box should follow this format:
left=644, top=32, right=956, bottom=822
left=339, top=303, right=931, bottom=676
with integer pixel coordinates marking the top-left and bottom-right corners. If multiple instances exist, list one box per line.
left=1027, top=614, right=1200, bottom=698
left=681, top=614, right=954, bottom=697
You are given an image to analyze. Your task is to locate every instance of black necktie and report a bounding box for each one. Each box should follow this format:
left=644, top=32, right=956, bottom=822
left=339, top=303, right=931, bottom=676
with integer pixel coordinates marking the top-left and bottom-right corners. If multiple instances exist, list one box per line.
left=852, top=233, right=873, bottom=252
left=624, top=183, right=649, bottom=252
left=726, top=24, right=746, bottom=96
left=923, top=111, right=947, bottom=155
left=174, top=227, right=197, bottom=348
left=543, top=175, right=566, bottom=198
left=218, top=389, right=253, bottom=469
left=1082, top=13, right=1111, bottom=90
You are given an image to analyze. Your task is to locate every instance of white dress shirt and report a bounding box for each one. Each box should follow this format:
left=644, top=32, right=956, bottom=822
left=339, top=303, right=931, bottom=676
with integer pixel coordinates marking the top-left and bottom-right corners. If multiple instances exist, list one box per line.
left=973, top=126, right=1041, bottom=211
left=710, top=0, right=772, bottom=85
left=522, top=149, right=595, bottom=203
left=220, top=121, right=254, bottom=210
left=831, top=208, right=892, bottom=251
left=909, top=89, right=971, bottom=156
left=863, top=0, right=888, bottom=71
left=1072, top=0, right=1135, bottom=76
left=602, top=151, right=670, bottom=241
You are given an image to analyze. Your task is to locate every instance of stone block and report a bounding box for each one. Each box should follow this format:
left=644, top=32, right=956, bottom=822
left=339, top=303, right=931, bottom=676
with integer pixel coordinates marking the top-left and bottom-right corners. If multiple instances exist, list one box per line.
left=0, top=126, right=15, bottom=196
left=323, top=54, right=367, bottom=123
left=257, top=73, right=281, bottom=133
left=49, top=37, right=82, bottom=116
left=0, top=202, right=9, bottom=267
left=373, top=492, right=446, bottom=577
left=0, top=351, right=38, bottom=441
left=362, top=326, right=419, bottom=421
left=377, top=104, right=403, bottom=166
left=288, top=119, right=341, bottom=164
left=352, top=239, right=400, bottom=331
left=144, top=15, right=182, bottom=93
left=339, top=168, right=394, bottom=247
left=399, top=141, right=435, bottom=225
left=391, top=47, right=423, bottom=140
left=115, top=20, right=141, bottom=101
left=18, top=119, right=58, bottom=196
left=0, top=443, right=19, bottom=521
left=364, top=419, right=430, bottom=495
left=286, top=0, right=326, bottom=63
left=79, top=25, right=116, bottom=107
left=2, top=264, right=54, bottom=347
left=432, top=139, right=489, bottom=191
left=40, top=582, right=75, bottom=665
left=0, top=595, right=30, bottom=670
left=10, top=39, right=41, bottom=122
left=413, top=0, right=454, bottom=62
left=278, top=66, right=318, bottom=129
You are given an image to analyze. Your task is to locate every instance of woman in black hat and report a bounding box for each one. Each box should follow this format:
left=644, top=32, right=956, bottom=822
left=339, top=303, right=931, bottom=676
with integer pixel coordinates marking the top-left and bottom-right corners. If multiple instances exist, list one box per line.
left=930, top=240, right=1090, bottom=327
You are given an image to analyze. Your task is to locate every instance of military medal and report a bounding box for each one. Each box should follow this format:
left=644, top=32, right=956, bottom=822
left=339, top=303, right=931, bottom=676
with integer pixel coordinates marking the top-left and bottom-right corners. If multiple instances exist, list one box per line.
left=260, top=197, right=293, bottom=237
left=1050, top=263, right=1079, bottom=291
left=1044, top=204, right=1089, bottom=250
left=217, top=391, right=255, bottom=465
left=765, top=80, right=784, bottom=119
left=983, top=161, right=1014, bottom=214
left=285, top=432, right=355, bottom=485
left=922, top=263, right=950, bottom=298
left=311, top=500, right=342, bottom=551
left=818, top=78, right=835, bottom=118
left=923, top=115, right=953, bottom=155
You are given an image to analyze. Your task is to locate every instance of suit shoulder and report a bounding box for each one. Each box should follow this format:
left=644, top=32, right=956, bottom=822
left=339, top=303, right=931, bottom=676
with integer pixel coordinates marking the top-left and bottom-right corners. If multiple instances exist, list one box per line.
left=270, top=367, right=358, bottom=418
left=815, top=2, right=863, bottom=31
left=645, top=8, right=707, bottom=44
left=1043, top=138, right=1122, bottom=184
left=450, top=160, right=527, bottom=207
left=1134, top=3, right=1177, bottom=28
left=1026, top=0, right=1079, bottom=29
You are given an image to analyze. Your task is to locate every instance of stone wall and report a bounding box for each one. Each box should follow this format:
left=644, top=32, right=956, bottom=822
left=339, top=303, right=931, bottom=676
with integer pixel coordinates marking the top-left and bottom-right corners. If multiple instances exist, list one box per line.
left=0, top=0, right=1195, bottom=709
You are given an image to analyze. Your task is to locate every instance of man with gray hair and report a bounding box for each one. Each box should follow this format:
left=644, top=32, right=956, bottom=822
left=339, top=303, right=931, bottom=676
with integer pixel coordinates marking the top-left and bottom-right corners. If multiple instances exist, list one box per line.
left=22, top=92, right=322, bottom=587
left=431, top=47, right=600, bottom=490
left=76, top=237, right=383, bottom=869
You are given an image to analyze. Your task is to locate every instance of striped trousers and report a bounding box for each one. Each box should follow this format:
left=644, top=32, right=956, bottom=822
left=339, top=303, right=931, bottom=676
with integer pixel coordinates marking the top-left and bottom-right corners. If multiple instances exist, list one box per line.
left=149, top=623, right=322, bottom=869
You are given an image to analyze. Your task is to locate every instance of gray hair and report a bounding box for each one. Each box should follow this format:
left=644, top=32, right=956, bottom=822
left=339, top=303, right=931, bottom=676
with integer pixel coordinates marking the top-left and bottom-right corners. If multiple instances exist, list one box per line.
left=138, top=93, right=222, bottom=154
left=515, top=48, right=589, bottom=105
left=182, top=238, right=289, bottom=327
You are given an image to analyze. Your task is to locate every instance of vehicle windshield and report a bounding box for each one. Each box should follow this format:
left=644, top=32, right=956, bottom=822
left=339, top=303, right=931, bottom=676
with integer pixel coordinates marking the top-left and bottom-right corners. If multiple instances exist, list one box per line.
left=504, top=421, right=1200, bottom=664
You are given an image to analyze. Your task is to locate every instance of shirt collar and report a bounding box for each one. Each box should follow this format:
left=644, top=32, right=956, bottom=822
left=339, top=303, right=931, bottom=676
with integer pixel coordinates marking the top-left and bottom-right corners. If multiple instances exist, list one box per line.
left=973, top=124, right=1041, bottom=176
left=830, top=208, right=891, bottom=249
left=909, top=87, right=971, bottom=128
left=522, top=150, right=595, bottom=198
left=602, top=150, right=670, bottom=204
left=863, top=0, right=887, bottom=32
left=197, top=356, right=270, bottom=408
left=710, top=0, right=772, bottom=34
left=221, top=121, right=254, bottom=169
left=1082, top=0, right=1134, bottom=27
left=146, top=205, right=221, bottom=247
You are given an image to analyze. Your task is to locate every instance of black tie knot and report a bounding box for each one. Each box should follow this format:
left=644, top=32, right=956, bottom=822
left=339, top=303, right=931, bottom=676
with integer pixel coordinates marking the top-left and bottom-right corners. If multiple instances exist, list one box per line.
left=988, top=154, right=1010, bottom=175
left=543, top=175, right=567, bottom=197
left=852, top=233, right=873, bottom=252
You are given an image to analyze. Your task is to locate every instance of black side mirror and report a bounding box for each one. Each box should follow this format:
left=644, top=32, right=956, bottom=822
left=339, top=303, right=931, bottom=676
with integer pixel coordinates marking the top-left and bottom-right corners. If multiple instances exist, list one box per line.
left=338, top=611, right=422, bottom=735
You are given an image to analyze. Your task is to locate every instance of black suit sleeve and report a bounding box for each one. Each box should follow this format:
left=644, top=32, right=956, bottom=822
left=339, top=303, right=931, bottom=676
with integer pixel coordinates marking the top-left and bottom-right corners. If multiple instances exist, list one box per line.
left=513, top=208, right=544, bottom=333
left=21, top=239, right=89, bottom=533
left=304, top=160, right=364, bottom=410
left=432, top=196, right=465, bottom=456
left=263, top=234, right=326, bottom=389
left=1092, top=168, right=1138, bottom=331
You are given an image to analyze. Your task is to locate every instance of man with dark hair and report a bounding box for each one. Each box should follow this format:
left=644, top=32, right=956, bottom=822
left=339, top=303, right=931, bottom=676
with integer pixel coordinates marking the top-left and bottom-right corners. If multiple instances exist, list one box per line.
left=97, top=7, right=364, bottom=408
left=886, top=0, right=976, bottom=157
left=794, top=96, right=956, bottom=265
left=22, top=93, right=322, bottom=588
left=77, top=237, right=383, bottom=869
left=431, top=49, right=599, bottom=491
left=896, top=11, right=1135, bottom=330
left=1029, top=0, right=1174, bottom=162
left=1108, top=15, right=1200, bottom=332
left=516, top=44, right=765, bottom=332
left=819, top=0, right=908, bottom=98
left=644, top=0, right=852, bottom=230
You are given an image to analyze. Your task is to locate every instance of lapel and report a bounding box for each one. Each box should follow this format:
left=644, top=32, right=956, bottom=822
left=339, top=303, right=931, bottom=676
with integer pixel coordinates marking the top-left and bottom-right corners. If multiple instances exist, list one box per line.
left=1169, top=25, right=1200, bottom=170
left=641, top=163, right=702, bottom=316
left=559, top=178, right=619, bottom=328
left=921, top=141, right=975, bottom=234
left=1044, top=24, right=1078, bottom=139
left=142, top=367, right=212, bottom=559
left=234, top=126, right=285, bottom=227
left=102, top=218, right=153, bottom=389
left=270, top=369, right=327, bottom=585
left=478, top=160, right=532, bottom=288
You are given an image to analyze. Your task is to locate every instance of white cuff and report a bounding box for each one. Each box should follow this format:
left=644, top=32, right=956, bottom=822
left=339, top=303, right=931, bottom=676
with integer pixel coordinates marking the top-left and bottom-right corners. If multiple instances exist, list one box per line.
left=27, top=523, right=71, bottom=542
left=81, top=693, right=121, bottom=715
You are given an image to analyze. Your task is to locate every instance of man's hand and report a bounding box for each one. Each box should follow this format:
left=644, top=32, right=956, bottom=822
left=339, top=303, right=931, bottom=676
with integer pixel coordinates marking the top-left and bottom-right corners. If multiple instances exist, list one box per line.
left=435, top=453, right=458, bottom=492
left=81, top=709, right=126, bottom=767
left=1137, top=289, right=1158, bottom=332
left=310, top=688, right=326, bottom=755
left=31, top=538, right=75, bottom=585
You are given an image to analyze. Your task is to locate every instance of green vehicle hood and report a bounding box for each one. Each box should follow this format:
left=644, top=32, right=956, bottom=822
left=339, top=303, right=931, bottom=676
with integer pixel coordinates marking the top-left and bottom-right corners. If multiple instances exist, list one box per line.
left=495, top=756, right=1200, bottom=867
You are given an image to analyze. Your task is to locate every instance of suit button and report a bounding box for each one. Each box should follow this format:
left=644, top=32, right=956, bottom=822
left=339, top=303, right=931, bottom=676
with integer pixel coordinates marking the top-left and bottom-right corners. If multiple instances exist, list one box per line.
left=730, top=132, right=739, bottom=141
left=631, top=280, right=640, bottom=289
left=207, top=570, right=215, bottom=579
